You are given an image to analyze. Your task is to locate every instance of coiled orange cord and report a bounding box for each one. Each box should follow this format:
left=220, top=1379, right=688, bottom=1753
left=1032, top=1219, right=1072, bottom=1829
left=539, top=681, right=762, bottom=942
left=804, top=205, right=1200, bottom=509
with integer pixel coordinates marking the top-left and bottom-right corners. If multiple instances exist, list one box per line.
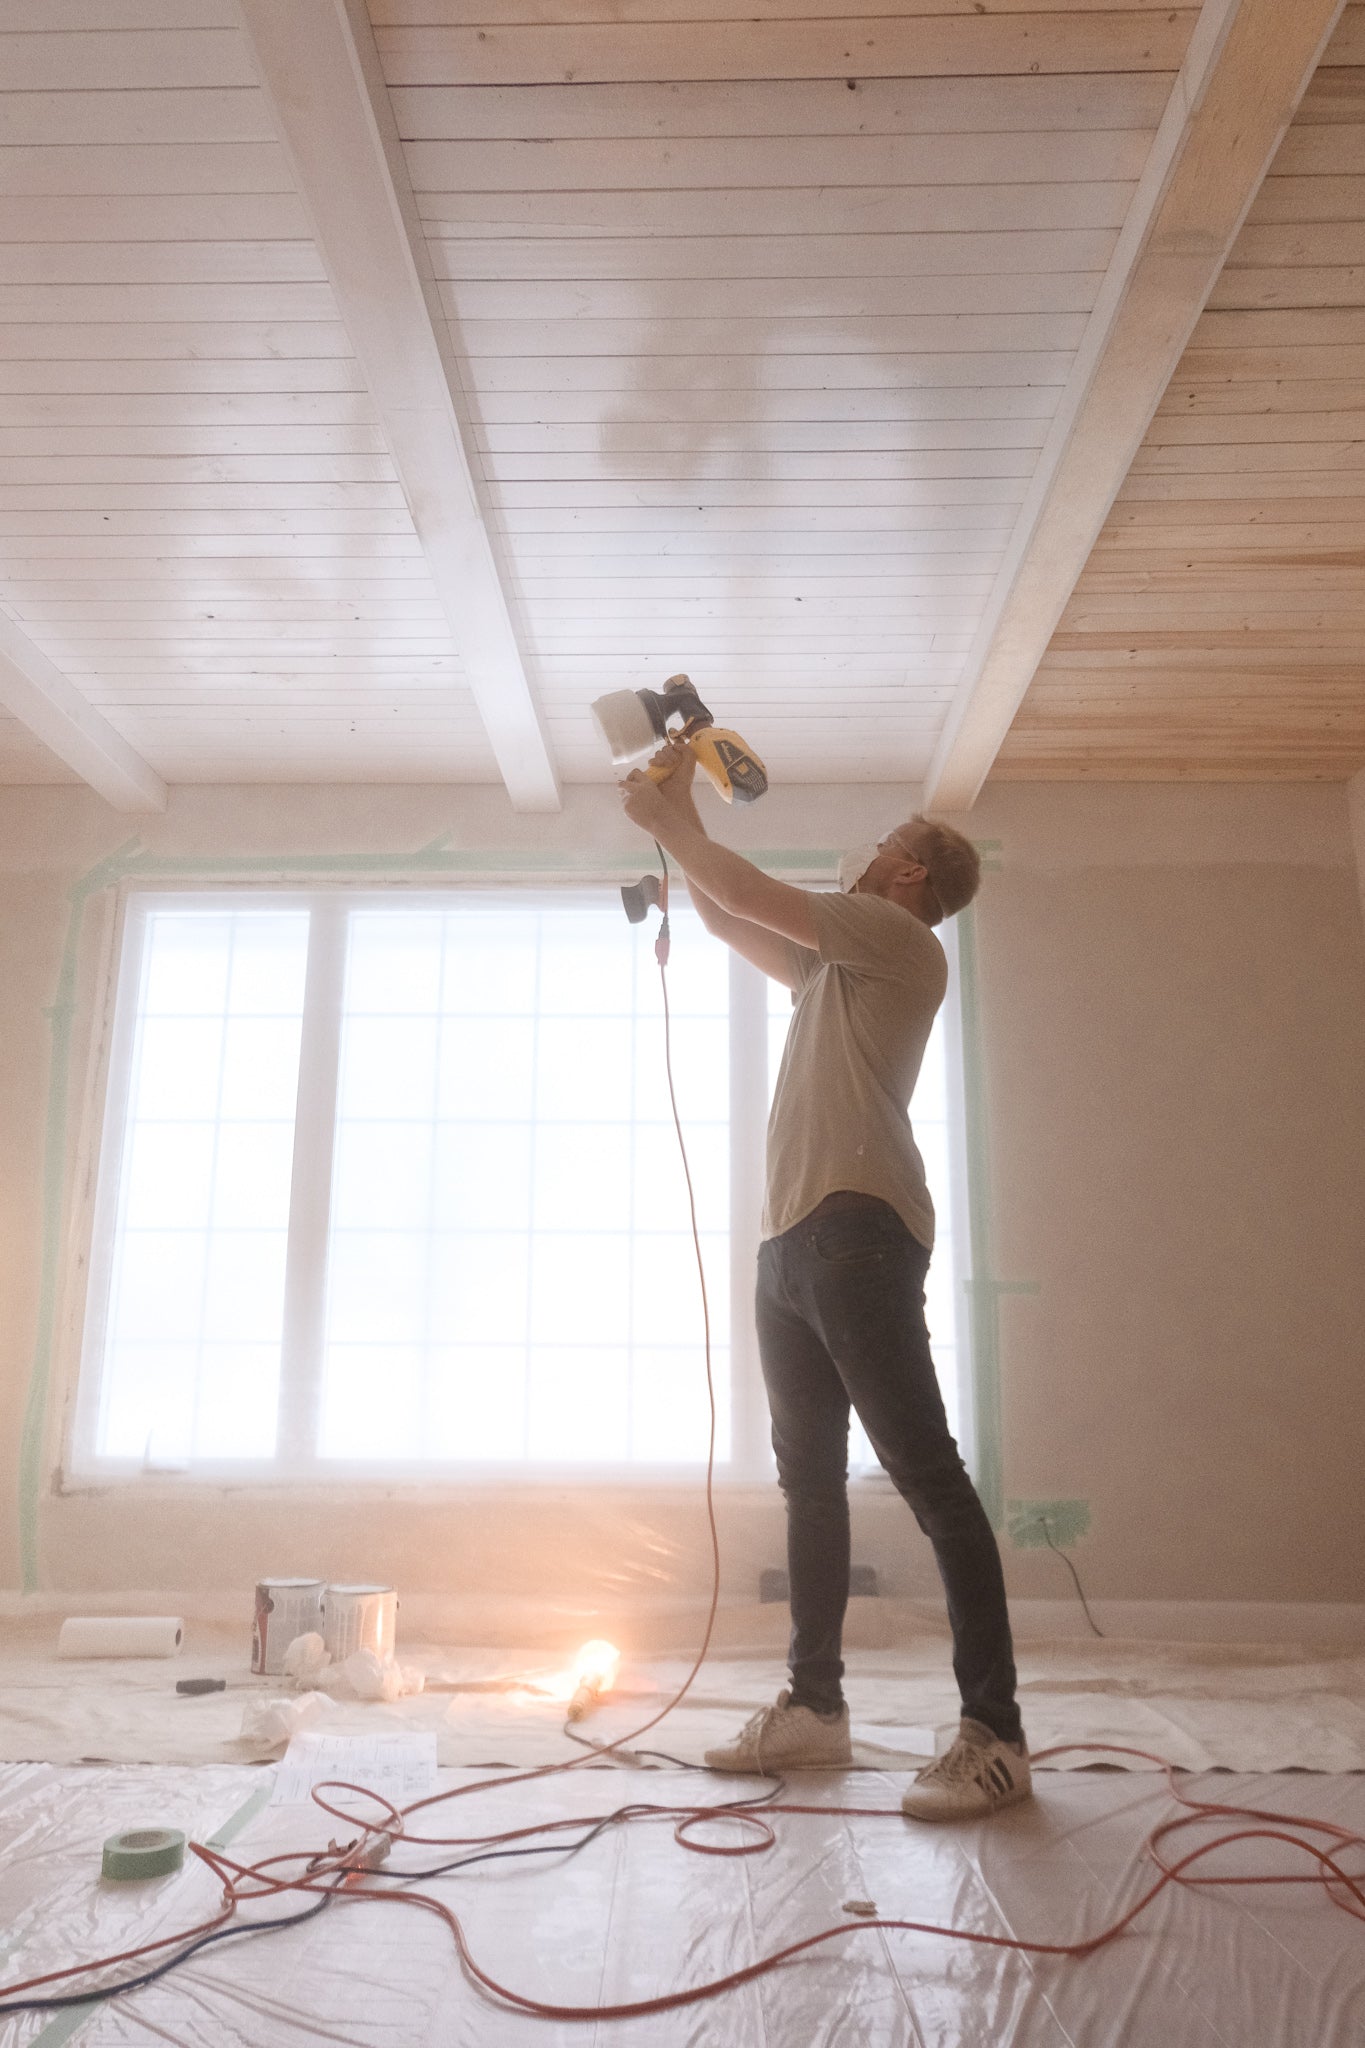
left=6, top=935, right=1364, bottom=2021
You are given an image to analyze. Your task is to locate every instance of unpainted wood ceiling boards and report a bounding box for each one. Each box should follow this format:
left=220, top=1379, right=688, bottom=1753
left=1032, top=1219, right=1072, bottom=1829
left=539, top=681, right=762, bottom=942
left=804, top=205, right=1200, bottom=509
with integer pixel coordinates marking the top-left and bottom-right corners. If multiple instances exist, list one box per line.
left=377, top=2, right=1189, bottom=783
left=998, top=2, right=1365, bottom=781
left=924, top=0, right=1351, bottom=807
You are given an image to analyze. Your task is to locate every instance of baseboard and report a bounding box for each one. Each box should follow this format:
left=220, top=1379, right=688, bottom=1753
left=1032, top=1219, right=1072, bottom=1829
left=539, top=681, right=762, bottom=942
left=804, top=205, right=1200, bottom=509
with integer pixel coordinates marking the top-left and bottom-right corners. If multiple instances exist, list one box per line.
left=1007, top=1599, right=1365, bottom=1645
left=4, top=1588, right=1364, bottom=1650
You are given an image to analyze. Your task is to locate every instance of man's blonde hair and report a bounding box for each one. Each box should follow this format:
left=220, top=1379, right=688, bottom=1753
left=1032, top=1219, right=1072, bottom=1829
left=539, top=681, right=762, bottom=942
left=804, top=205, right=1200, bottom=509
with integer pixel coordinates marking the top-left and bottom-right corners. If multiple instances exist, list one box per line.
left=881, top=815, right=981, bottom=920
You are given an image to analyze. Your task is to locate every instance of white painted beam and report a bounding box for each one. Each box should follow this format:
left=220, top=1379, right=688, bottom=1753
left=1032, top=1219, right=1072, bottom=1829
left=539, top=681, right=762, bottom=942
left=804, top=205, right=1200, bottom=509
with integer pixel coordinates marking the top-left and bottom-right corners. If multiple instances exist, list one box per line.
left=0, top=610, right=165, bottom=812
left=235, top=0, right=560, bottom=812
left=923, top=0, right=1347, bottom=812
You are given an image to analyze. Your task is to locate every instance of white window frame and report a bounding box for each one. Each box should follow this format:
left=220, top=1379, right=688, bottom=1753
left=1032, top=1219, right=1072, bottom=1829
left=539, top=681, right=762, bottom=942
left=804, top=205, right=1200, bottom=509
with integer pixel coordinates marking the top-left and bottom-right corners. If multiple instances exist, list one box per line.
left=65, top=882, right=975, bottom=1493
left=939, top=917, right=979, bottom=1483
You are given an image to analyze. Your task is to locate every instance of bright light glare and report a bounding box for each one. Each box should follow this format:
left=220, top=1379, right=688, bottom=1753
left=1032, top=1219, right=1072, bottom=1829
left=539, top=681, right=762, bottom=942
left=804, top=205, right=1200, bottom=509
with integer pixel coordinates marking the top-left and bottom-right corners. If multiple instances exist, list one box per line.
left=574, top=1639, right=621, bottom=1692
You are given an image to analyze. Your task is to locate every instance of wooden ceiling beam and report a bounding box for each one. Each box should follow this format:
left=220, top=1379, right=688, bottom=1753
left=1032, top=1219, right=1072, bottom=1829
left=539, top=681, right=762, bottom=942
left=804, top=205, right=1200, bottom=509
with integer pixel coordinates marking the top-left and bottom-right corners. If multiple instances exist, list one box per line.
left=234, top=0, right=560, bottom=811
left=0, top=611, right=165, bottom=811
left=923, top=0, right=1348, bottom=812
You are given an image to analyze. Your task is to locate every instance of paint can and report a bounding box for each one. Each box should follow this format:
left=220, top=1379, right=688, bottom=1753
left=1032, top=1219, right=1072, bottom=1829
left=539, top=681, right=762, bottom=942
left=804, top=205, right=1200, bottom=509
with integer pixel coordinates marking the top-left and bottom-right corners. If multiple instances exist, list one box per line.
left=322, top=1583, right=397, bottom=1664
left=251, top=1578, right=325, bottom=1676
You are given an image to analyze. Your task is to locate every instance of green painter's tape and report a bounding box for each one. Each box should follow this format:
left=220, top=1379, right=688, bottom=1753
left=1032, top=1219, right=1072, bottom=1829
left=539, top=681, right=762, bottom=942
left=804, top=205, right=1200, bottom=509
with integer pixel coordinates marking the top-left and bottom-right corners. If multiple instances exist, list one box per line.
left=28, top=2001, right=102, bottom=2047
left=99, top=841, right=838, bottom=880
left=26, top=1783, right=269, bottom=2046
left=102, top=1827, right=186, bottom=1882
left=16, top=920, right=77, bottom=1593
left=956, top=897, right=1041, bottom=1532
left=1006, top=1498, right=1091, bottom=1551
left=956, top=905, right=1004, bottom=1530
left=17, top=836, right=834, bottom=1590
left=17, top=841, right=143, bottom=1591
left=202, top=1780, right=271, bottom=1850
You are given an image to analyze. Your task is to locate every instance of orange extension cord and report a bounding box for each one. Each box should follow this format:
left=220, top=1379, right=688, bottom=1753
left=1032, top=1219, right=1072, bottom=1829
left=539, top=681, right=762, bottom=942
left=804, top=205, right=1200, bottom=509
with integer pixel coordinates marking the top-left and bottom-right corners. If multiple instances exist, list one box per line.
left=8, top=929, right=1365, bottom=2022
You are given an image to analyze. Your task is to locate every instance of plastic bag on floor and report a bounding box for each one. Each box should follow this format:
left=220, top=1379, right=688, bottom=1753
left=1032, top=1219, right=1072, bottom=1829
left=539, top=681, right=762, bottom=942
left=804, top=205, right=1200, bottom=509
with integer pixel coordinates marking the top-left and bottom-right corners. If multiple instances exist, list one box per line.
left=338, top=1650, right=425, bottom=1702
left=239, top=1690, right=331, bottom=1750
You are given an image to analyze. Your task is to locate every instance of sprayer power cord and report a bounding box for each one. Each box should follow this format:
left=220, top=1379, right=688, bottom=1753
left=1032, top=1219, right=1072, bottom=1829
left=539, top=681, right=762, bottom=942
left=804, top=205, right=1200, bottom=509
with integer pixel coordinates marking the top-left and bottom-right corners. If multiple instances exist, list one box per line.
left=1035, top=1515, right=1105, bottom=1639
left=13, top=1757, right=1360, bottom=2023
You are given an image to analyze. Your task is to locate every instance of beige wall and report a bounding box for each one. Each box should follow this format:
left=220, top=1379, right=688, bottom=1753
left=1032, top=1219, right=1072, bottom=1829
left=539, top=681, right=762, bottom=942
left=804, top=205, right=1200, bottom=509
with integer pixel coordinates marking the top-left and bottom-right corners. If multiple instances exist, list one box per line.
left=1350, top=767, right=1365, bottom=931
left=2, top=777, right=1363, bottom=1619
left=973, top=784, right=1365, bottom=1603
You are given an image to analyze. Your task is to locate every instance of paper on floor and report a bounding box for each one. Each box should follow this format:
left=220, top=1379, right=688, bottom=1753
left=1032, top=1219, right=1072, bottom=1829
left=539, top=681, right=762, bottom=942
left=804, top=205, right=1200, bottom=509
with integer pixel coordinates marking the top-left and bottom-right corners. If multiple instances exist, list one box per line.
left=271, top=1730, right=438, bottom=1807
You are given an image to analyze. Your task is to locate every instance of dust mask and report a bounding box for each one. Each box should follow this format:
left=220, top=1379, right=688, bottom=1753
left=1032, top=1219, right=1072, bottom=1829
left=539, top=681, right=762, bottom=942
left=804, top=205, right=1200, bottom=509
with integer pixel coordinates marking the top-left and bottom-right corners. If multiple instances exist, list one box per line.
left=838, top=845, right=878, bottom=893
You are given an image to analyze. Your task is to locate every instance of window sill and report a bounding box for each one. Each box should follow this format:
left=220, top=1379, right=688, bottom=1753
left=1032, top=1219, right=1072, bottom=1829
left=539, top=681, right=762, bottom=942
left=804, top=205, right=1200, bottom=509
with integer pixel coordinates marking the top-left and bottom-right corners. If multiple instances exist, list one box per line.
left=56, top=1465, right=894, bottom=1500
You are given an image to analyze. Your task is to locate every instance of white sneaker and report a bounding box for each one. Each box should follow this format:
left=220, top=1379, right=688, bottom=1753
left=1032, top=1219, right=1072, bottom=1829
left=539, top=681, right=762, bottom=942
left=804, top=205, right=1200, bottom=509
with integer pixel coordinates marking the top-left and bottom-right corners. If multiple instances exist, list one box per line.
left=703, top=1690, right=853, bottom=1773
left=901, top=1718, right=1032, bottom=1821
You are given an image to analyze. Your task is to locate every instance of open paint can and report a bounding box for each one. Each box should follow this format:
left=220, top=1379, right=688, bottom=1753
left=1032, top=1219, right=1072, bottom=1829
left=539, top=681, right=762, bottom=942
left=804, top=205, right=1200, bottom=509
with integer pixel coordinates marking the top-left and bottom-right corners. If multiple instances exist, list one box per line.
left=251, top=1578, right=325, bottom=1675
left=322, top=1583, right=397, bottom=1663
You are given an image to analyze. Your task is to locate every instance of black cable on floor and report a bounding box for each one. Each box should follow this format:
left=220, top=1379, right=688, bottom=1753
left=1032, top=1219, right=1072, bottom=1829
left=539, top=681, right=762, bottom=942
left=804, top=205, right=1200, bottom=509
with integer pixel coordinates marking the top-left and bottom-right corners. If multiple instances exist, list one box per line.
left=0, top=1803, right=680, bottom=2018
left=1036, top=1517, right=1105, bottom=1638
left=381, top=1768, right=788, bottom=1889
left=0, top=1880, right=339, bottom=2018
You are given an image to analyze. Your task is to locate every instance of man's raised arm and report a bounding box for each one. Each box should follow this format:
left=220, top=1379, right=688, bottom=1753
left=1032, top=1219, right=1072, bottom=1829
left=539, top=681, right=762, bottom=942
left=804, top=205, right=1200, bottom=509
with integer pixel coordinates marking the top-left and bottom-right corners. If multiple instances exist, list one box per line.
left=622, top=744, right=813, bottom=988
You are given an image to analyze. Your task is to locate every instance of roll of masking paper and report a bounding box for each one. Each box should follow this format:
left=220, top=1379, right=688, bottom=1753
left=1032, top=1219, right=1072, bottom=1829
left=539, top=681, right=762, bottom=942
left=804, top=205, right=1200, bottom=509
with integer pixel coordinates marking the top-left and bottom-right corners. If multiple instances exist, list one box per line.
left=57, top=1616, right=184, bottom=1660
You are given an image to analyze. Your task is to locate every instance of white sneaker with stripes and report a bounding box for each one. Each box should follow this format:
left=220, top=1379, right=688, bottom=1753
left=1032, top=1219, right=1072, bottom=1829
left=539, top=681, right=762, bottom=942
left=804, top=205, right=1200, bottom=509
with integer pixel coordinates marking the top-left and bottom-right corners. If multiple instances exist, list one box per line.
left=703, top=1690, right=853, bottom=1773
left=901, top=1718, right=1032, bottom=1820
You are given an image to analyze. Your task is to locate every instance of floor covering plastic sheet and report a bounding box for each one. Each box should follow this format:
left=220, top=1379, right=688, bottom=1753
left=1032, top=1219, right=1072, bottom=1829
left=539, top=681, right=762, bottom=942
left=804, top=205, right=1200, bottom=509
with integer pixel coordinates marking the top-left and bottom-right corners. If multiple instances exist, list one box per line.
left=5, top=1615, right=1365, bottom=1773
left=2, top=1755, right=1364, bottom=2047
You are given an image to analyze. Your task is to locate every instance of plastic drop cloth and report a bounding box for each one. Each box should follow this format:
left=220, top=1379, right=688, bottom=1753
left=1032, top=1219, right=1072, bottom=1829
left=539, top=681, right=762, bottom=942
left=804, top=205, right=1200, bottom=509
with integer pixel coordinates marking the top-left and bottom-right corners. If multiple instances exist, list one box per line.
left=3, top=1756, right=1365, bottom=2047
left=5, top=1608, right=1365, bottom=1773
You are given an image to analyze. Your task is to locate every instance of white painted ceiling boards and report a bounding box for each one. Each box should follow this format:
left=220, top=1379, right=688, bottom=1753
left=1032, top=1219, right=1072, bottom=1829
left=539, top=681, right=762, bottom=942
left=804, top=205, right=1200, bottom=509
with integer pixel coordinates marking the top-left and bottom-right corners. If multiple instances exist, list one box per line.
left=0, top=0, right=1362, bottom=808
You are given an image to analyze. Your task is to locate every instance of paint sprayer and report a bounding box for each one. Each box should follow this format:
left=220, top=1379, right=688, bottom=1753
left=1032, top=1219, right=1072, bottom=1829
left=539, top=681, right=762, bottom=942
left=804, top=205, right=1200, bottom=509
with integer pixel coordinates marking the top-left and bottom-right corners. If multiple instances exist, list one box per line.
left=592, top=674, right=768, bottom=926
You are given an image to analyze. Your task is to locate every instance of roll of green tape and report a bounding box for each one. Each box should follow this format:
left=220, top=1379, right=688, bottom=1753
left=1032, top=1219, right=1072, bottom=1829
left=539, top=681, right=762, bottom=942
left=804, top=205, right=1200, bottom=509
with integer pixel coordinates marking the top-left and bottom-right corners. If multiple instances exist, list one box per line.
left=102, top=1827, right=186, bottom=1881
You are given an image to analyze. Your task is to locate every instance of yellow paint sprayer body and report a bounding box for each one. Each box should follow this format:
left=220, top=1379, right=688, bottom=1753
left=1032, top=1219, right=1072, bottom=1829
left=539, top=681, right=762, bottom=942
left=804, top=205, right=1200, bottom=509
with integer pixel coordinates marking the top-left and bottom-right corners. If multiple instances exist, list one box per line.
left=590, top=674, right=768, bottom=805
left=653, top=721, right=767, bottom=806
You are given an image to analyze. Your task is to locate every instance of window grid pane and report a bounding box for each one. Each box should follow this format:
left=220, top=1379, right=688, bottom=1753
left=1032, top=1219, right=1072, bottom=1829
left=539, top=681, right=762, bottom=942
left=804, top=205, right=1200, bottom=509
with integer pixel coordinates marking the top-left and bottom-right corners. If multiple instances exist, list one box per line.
left=96, top=909, right=309, bottom=1464
left=321, top=897, right=731, bottom=1466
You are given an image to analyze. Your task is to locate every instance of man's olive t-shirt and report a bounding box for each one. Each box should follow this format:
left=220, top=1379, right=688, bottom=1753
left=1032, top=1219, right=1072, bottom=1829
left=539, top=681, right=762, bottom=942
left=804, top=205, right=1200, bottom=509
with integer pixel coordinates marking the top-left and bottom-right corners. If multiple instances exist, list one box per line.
left=762, top=892, right=947, bottom=1250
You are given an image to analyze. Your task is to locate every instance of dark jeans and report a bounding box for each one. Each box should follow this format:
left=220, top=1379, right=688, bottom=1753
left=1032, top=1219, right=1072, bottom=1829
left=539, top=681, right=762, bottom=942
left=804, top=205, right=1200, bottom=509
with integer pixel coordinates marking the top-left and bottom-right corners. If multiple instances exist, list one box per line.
left=755, top=1195, right=1021, bottom=1746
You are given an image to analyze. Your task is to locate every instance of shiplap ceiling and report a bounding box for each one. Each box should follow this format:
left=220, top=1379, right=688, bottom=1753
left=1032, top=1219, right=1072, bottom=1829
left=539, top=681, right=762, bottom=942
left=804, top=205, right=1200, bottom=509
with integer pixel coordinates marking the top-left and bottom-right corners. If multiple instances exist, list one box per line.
left=0, top=0, right=1361, bottom=806
left=999, top=1, right=1365, bottom=779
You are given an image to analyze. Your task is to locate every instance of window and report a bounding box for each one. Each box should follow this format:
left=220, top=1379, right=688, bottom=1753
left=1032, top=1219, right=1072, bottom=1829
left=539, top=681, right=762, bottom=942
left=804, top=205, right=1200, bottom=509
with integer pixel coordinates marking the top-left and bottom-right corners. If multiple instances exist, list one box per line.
left=74, top=887, right=968, bottom=1482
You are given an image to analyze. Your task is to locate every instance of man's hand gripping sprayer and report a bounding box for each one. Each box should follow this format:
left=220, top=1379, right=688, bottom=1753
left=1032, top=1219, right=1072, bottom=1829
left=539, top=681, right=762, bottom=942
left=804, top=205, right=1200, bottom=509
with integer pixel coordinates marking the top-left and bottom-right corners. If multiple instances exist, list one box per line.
left=592, top=674, right=769, bottom=937
left=592, top=673, right=767, bottom=806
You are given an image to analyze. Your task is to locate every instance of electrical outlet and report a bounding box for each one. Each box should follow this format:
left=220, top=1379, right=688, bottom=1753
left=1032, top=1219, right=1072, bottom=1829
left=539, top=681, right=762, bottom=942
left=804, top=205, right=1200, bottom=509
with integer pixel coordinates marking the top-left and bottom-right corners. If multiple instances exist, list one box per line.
left=1006, top=1499, right=1091, bottom=1550
left=759, top=1566, right=879, bottom=1602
